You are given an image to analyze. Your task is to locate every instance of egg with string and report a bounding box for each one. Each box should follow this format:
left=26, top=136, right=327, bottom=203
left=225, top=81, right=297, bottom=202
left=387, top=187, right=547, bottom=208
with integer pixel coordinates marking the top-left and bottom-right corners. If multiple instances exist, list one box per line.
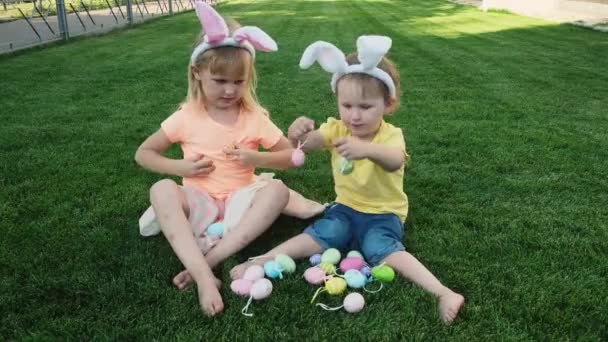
left=343, top=292, right=365, bottom=313
left=242, top=264, right=265, bottom=281
left=291, top=149, right=305, bottom=167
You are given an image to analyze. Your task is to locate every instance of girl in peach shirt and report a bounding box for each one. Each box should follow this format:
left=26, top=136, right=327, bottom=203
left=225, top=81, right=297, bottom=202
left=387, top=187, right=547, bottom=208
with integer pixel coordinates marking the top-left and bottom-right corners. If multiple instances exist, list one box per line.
left=134, top=2, right=322, bottom=316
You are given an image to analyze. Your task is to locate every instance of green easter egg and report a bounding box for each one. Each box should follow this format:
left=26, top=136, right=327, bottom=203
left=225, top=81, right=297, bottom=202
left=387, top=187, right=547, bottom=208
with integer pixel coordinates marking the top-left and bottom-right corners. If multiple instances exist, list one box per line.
left=275, top=253, right=296, bottom=273
left=321, top=248, right=341, bottom=265
left=339, top=158, right=354, bottom=175
left=371, top=264, right=395, bottom=282
left=319, top=262, right=336, bottom=274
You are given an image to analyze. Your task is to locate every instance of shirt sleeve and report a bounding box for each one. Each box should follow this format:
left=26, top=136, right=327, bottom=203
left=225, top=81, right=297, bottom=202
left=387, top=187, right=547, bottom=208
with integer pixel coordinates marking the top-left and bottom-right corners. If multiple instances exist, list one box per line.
left=160, top=109, right=186, bottom=143
left=318, top=117, right=343, bottom=149
left=382, top=125, right=410, bottom=160
left=256, top=113, right=284, bottom=150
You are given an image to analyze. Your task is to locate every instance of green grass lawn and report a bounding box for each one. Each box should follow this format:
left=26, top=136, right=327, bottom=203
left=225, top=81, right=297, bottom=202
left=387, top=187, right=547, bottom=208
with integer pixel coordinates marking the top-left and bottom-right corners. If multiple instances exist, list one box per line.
left=1, top=0, right=607, bottom=339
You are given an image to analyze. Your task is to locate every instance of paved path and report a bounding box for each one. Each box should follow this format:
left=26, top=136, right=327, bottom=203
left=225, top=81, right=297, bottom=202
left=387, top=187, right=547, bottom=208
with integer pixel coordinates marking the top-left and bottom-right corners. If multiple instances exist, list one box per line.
left=448, top=0, right=608, bottom=31
left=1, top=1, right=193, bottom=53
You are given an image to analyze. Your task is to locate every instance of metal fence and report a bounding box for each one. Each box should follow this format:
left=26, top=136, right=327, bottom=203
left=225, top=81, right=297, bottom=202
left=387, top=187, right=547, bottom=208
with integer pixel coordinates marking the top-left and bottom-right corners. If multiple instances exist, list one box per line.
left=0, top=0, right=215, bottom=53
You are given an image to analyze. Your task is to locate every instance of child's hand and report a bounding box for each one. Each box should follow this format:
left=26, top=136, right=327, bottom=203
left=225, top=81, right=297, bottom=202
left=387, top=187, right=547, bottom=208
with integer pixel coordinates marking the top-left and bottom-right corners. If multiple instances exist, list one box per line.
left=223, top=145, right=257, bottom=166
left=288, top=116, right=315, bottom=142
left=333, top=137, right=370, bottom=160
left=178, top=154, right=216, bottom=177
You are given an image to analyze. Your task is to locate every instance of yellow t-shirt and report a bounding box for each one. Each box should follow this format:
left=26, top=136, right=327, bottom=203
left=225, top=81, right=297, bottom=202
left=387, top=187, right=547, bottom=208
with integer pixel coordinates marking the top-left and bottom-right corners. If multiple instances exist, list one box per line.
left=318, top=118, right=409, bottom=222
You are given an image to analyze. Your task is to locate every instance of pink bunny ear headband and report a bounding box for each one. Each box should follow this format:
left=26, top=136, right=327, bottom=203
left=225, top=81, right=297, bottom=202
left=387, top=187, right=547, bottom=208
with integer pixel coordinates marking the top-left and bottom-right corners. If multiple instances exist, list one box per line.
left=299, top=35, right=396, bottom=98
left=190, top=1, right=278, bottom=65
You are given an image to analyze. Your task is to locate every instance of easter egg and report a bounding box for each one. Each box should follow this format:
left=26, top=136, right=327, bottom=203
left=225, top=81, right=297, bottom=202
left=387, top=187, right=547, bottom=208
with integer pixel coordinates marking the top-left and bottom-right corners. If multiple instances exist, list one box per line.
left=343, top=269, right=366, bottom=289
left=264, top=260, right=284, bottom=279
left=319, top=262, right=336, bottom=275
left=346, top=250, right=364, bottom=260
left=250, top=278, right=273, bottom=300
left=360, top=265, right=372, bottom=278
left=304, top=266, right=326, bottom=285
left=340, top=257, right=364, bottom=273
left=291, top=149, right=305, bottom=167
left=343, top=293, right=365, bottom=313
left=207, top=222, right=224, bottom=238
left=242, top=264, right=265, bottom=281
left=325, top=277, right=346, bottom=295
left=371, top=264, right=395, bottom=282
left=321, top=248, right=341, bottom=265
left=309, top=254, right=322, bottom=266
left=275, top=254, right=296, bottom=273
left=339, top=157, right=354, bottom=175
left=230, top=279, right=253, bottom=297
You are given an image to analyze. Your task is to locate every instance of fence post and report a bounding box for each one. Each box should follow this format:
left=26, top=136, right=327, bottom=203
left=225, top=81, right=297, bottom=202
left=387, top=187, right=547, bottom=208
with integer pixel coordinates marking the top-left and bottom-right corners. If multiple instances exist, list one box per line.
left=126, top=0, right=133, bottom=24
left=55, top=0, right=69, bottom=40
left=169, top=0, right=173, bottom=15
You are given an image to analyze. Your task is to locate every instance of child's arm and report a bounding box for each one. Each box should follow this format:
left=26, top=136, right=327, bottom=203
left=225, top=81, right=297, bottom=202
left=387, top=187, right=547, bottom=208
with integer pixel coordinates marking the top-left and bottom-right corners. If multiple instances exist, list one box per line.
left=223, top=116, right=325, bottom=169
left=333, top=137, right=406, bottom=172
left=135, top=129, right=216, bottom=177
left=288, top=116, right=324, bottom=152
left=223, top=136, right=294, bottom=169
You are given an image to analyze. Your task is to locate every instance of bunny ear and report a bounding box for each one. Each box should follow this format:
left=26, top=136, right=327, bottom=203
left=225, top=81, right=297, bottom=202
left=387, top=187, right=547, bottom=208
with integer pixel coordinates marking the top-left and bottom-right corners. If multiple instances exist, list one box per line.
left=357, top=35, right=392, bottom=70
left=299, top=41, right=347, bottom=74
left=233, top=26, right=278, bottom=52
left=195, top=0, right=228, bottom=43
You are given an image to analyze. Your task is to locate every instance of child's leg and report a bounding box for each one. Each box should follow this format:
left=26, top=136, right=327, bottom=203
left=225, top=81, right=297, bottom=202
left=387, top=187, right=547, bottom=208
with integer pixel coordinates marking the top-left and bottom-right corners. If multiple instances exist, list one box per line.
left=359, top=215, right=464, bottom=324
left=283, top=188, right=326, bottom=219
left=230, top=233, right=323, bottom=279
left=149, top=179, right=223, bottom=316
left=203, top=180, right=290, bottom=269
left=384, top=251, right=465, bottom=324
left=230, top=204, right=353, bottom=280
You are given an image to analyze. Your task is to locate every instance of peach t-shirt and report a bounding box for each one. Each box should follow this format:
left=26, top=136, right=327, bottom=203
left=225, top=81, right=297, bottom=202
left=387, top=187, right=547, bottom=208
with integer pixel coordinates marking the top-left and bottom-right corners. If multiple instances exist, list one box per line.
left=161, top=102, right=283, bottom=200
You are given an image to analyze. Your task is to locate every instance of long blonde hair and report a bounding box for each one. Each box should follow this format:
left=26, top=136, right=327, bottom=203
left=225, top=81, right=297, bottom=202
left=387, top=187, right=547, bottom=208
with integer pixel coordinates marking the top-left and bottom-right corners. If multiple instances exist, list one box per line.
left=186, top=18, right=268, bottom=115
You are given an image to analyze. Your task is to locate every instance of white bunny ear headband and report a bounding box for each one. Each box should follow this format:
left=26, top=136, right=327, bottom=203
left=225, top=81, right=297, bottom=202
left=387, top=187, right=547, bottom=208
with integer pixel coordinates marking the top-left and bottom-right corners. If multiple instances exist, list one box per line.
left=190, top=1, right=278, bottom=65
left=299, top=35, right=396, bottom=98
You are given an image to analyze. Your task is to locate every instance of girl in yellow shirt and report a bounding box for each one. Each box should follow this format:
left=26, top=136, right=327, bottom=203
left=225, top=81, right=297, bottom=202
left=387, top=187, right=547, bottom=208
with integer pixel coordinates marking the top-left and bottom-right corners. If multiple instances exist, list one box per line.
left=232, top=36, right=464, bottom=323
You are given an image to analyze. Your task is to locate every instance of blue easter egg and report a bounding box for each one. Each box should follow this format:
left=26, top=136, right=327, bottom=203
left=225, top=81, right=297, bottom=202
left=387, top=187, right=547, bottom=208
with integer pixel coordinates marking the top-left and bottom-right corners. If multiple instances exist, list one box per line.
left=360, top=265, right=371, bottom=277
left=264, top=260, right=284, bottom=279
left=207, top=222, right=224, bottom=238
left=309, top=254, right=322, bottom=266
left=344, top=269, right=366, bottom=289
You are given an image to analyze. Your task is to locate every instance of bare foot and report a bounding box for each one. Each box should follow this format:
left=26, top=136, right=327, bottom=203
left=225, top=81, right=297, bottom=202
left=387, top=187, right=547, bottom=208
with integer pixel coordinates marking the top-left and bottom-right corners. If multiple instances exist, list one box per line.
left=230, top=261, right=256, bottom=280
left=438, top=291, right=465, bottom=324
left=173, top=270, right=221, bottom=290
left=197, top=277, right=224, bottom=316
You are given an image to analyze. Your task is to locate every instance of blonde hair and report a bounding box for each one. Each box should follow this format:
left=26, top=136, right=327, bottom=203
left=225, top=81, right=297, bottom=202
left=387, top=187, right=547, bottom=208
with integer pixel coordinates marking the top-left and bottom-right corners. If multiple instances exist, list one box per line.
left=185, top=18, right=268, bottom=115
left=337, top=53, right=401, bottom=113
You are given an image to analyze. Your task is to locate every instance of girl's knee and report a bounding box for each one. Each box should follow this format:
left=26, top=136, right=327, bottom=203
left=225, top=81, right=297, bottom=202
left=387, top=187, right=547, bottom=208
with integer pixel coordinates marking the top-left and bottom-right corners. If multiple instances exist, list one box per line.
left=266, top=179, right=289, bottom=204
left=150, top=179, right=185, bottom=208
left=150, top=179, right=178, bottom=197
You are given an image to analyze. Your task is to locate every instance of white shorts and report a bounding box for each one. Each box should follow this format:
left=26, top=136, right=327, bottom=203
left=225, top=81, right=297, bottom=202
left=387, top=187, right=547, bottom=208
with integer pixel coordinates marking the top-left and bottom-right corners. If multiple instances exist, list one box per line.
left=138, top=173, right=276, bottom=254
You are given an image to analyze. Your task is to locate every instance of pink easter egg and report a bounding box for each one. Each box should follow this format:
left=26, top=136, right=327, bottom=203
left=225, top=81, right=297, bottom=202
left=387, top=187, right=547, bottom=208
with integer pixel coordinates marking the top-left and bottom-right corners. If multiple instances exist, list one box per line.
left=291, top=149, right=305, bottom=167
left=243, top=264, right=265, bottom=281
left=340, top=257, right=364, bottom=273
left=230, top=279, right=253, bottom=297
left=250, top=278, right=273, bottom=300
left=343, top=292, right=365, bottom=313
left=304, top=266, right=326, bottom=285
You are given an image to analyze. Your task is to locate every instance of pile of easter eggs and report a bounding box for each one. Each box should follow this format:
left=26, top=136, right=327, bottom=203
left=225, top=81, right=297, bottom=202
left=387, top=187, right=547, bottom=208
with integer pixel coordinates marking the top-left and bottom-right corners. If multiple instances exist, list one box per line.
left=230, top=253, right=297, bottom=316
left=305, top=248, right=395, bottom=313
left=230, top=249, right=396, bottom=316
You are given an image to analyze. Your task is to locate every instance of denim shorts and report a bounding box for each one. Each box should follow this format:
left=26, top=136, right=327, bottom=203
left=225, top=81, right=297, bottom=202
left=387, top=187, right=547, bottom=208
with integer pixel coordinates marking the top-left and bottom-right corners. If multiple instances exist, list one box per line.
left=304, top=203, right=405, bottom=265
